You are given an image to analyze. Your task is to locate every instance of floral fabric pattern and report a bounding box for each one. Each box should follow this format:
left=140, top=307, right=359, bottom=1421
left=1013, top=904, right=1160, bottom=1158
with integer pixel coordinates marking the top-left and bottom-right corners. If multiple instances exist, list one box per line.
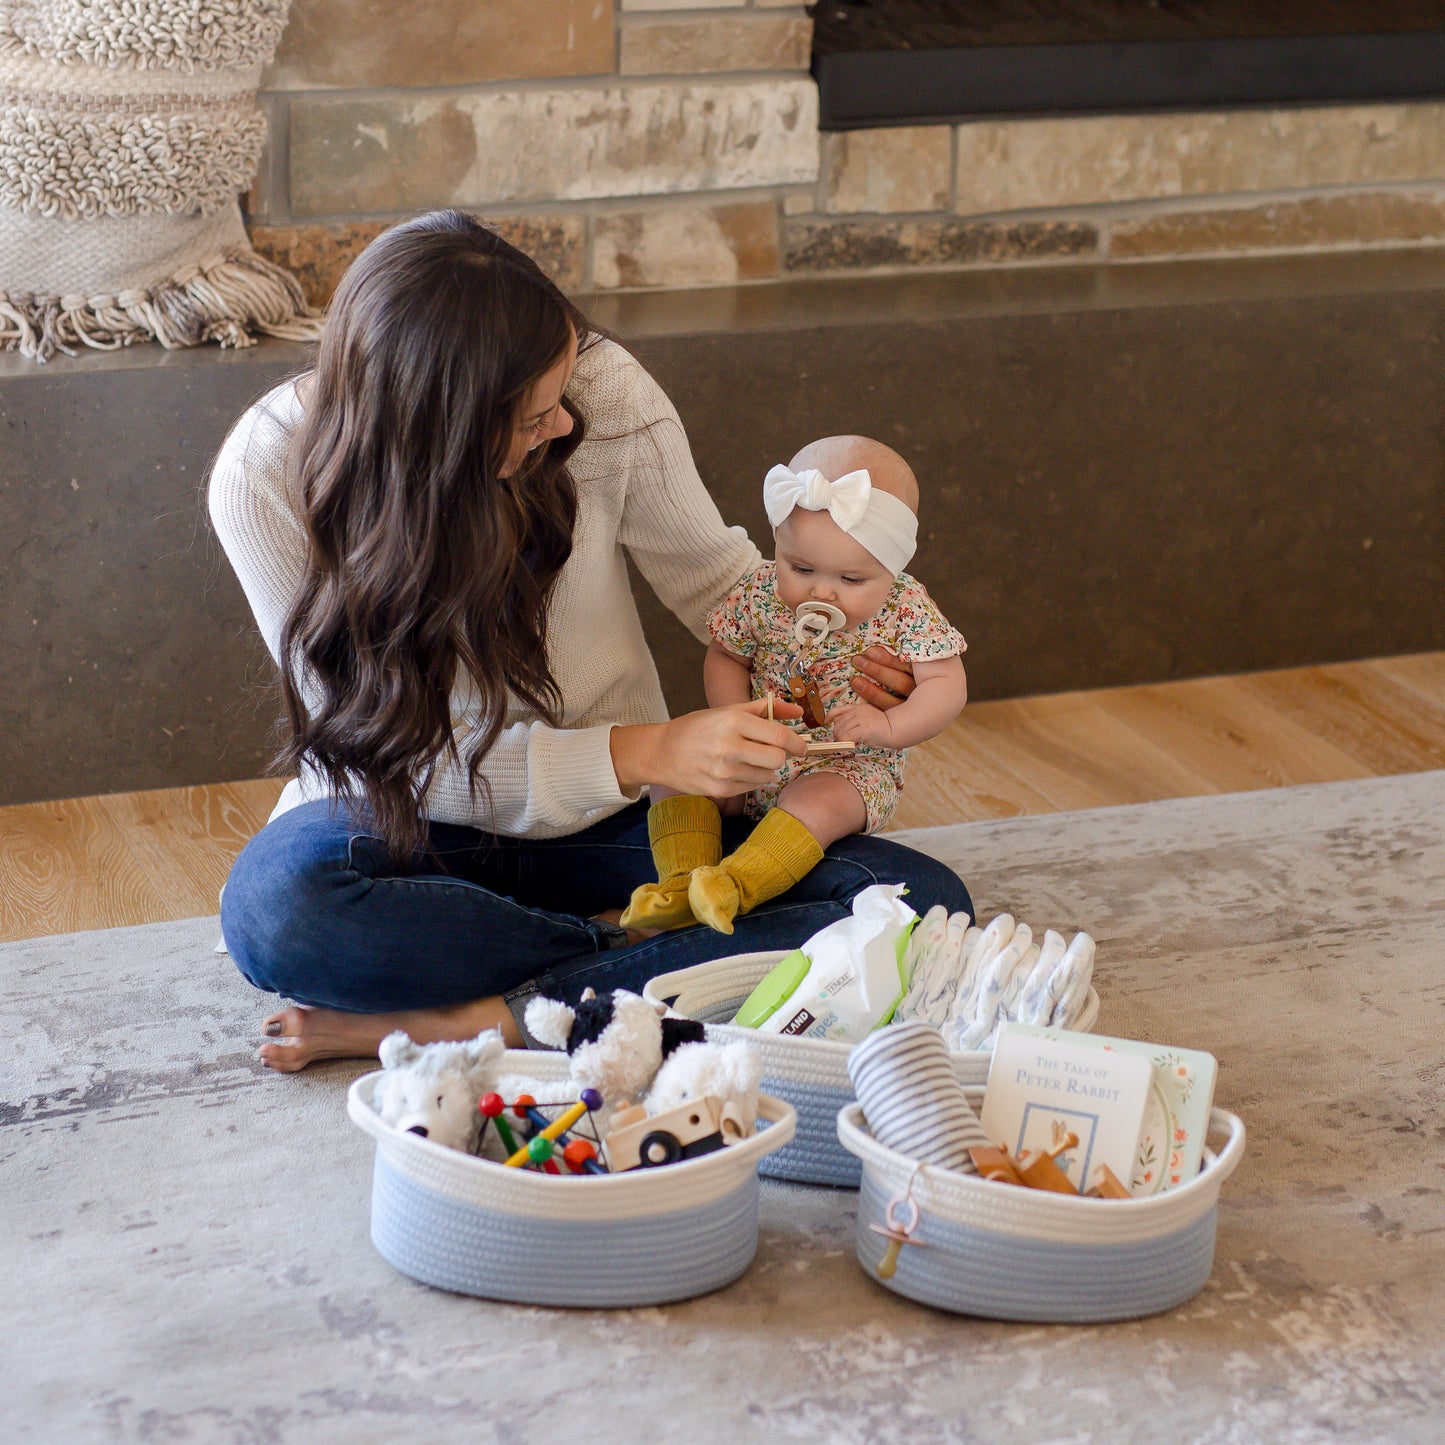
left=706, top=563, right=966, bottom=832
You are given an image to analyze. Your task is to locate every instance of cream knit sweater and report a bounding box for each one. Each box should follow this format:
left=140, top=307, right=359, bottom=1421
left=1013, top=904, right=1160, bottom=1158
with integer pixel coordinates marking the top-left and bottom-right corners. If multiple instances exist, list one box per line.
left=209, top=337, right=761, bottom=838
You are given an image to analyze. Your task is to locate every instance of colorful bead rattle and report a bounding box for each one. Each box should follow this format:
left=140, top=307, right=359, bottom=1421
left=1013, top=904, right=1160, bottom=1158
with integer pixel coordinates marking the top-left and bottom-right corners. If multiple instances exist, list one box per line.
left=499, top=1094, right=561, bottom=1173
left=502, top=1089, right=605, bottom=1172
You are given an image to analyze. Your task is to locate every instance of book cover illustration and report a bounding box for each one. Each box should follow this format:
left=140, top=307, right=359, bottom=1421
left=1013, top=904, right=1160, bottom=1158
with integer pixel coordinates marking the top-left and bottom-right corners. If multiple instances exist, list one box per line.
left=1006, top=1024, right=1219, bottom=1194
left=980, top=1027, right=1154, bottom=1193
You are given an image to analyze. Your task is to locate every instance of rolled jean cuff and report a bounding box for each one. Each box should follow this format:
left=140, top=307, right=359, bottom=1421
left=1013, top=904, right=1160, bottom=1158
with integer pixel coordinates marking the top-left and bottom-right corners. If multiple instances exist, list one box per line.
left=503, top=918, right=631, bottom=1048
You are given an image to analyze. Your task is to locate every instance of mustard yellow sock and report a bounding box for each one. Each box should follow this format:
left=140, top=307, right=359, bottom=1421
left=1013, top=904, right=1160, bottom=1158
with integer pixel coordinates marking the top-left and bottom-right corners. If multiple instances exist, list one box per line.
left=619, top=795, right=723, bottom=931
left=688, top=807, right=825, bottom=935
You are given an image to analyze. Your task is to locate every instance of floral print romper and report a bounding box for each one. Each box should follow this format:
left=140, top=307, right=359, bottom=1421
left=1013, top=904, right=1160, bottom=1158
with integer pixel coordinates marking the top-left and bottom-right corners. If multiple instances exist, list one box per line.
left=706, top=562, right=966, bottom=833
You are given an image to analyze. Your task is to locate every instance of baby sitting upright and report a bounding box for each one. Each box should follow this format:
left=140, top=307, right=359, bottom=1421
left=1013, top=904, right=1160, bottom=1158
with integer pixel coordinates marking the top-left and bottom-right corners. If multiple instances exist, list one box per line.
left=622, top=434, right=968, bottom=934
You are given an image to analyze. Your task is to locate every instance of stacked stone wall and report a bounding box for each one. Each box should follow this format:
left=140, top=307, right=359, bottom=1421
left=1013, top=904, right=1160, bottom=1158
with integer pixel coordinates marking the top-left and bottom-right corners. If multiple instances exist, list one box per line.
left=245, top=0, right=1445, bottom=303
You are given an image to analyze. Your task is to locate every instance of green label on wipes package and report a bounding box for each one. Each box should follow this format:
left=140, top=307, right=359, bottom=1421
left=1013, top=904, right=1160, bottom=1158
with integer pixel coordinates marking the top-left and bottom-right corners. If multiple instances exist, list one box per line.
left=735, top=950, right=811, bottom=1030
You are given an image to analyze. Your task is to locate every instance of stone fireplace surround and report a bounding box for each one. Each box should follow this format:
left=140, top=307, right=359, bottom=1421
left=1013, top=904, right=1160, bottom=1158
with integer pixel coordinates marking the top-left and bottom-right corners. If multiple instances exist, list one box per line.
left=246, top=1, right=1445, bottom=307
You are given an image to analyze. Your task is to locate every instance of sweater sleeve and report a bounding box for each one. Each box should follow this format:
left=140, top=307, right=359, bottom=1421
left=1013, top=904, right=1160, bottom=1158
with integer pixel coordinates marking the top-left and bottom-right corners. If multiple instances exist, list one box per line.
left=611, top=353, right=763, bottom=642
left=207, top=383, right=638, bottom=838
left=207, top=384, right=310, bottom=674
left=420, top=721, right=636, bottom=836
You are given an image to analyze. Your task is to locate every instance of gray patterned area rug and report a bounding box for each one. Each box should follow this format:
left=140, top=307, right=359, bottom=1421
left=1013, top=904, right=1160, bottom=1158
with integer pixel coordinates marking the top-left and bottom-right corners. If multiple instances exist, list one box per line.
left=4, top=773, right=1443, bottom=1445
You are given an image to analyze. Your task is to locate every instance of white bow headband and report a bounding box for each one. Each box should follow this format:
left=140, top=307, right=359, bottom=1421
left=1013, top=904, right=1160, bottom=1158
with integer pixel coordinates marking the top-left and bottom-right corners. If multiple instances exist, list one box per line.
left=763, top=464, right=918, bottom=576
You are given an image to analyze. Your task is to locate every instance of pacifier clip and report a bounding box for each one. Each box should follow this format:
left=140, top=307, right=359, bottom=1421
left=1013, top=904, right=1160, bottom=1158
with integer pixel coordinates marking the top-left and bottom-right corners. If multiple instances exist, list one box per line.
left=785, top=601, right=845, bottom=731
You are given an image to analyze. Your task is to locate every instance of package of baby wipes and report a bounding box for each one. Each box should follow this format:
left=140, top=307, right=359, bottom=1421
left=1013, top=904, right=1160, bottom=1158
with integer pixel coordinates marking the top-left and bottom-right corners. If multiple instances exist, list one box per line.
left=734, top=884, right=918, bottom=1043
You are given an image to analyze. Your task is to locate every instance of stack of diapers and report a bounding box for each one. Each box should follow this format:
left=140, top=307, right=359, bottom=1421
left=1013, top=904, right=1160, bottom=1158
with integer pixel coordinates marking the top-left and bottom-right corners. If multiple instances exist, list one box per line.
left=897, top=909, right=1095, bottom=1051
left=847, top=1023, right=992, bottom=1172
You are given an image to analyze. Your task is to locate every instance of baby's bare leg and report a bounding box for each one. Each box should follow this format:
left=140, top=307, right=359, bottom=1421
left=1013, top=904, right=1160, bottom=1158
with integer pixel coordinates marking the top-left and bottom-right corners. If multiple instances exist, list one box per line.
left=775, top=770, right=868, bottom=850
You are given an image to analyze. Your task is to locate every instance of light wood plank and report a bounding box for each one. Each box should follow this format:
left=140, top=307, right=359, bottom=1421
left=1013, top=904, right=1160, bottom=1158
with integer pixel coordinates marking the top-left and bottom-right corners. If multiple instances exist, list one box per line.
left=98, top=779, right=285, bottom=921
left=891, top=711, right=1062, bottom=829
left=947, top=689, right=1218, bottom=812
left=1237, top=664, right=1445, bottom=776
left=0, top=794, right=170, bottom=941
left=3, top=653, right=1443, bottom=943
left=1357, top=653, right=1445, bottom=713
left=1092, top=672, right=1376, bottom=795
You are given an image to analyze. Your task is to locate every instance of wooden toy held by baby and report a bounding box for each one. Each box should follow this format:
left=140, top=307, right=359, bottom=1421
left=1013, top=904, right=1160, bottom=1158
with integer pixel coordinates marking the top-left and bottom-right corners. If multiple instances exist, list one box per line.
left=784, top=601, right=837, bottom=729
left=768, top=603, right=858, bottom=754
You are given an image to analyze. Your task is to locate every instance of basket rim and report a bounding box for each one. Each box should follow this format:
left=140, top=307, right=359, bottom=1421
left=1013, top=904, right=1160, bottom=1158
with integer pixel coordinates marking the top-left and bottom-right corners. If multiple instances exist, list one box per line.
left=837, top=1101, right=1245, bottom=1235
left=644, top=949, right=1101, bottom=1057
left=347, top=1060, right=797, bottom=1209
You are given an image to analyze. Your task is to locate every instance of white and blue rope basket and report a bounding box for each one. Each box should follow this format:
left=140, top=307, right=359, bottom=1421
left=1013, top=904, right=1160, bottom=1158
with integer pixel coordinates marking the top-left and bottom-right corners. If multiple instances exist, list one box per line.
left=644, top=952, right=1099, bottom=1189
left=347, top=1050, right=796, bottom=1307
left=837, top=1098, right=1247, bottom=1322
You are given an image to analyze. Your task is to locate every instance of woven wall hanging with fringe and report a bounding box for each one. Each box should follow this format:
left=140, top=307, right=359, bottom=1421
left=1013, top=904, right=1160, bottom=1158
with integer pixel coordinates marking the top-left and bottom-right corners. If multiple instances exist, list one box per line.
left=0, top=0, right=322, bottom=361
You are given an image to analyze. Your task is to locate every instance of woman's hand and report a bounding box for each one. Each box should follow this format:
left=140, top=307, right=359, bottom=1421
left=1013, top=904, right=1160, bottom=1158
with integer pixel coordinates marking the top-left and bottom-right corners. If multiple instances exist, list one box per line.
left=851, top=647, right=917, bottom=710
left=611, top=698, right=807, bottom=801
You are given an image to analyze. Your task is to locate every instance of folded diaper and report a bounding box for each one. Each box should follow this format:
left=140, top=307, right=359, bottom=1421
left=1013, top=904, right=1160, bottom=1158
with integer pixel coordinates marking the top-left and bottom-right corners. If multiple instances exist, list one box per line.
left=895, top=907, right=1096, bottom=1050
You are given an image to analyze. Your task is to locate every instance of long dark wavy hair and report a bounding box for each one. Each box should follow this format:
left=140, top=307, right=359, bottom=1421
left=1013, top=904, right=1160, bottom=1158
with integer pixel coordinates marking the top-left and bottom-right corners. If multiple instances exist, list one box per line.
left=278, top=210, right=591, bottom=858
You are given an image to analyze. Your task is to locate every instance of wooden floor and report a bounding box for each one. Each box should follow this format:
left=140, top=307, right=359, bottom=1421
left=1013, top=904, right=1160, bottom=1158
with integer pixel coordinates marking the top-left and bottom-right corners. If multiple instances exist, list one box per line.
left=2, top=652, right=1442, bottom=943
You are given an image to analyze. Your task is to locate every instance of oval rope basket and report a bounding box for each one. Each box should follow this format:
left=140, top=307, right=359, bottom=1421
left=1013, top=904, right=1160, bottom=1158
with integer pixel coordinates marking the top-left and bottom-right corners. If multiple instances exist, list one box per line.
left=644, top=952, right=1100, bottom=1188
left=837, top=1098, right=1246, bottom=1322
left=348, top=1050, right=796, bottom=1307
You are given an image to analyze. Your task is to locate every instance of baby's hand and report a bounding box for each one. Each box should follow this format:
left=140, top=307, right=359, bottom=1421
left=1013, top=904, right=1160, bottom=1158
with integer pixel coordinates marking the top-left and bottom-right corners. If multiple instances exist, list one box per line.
left=829, top=700, right=894, bottom=748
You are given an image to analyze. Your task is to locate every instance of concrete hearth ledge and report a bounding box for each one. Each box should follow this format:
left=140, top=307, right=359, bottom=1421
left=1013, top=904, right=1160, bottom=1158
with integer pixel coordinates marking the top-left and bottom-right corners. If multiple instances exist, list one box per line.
left=585, top=244, right=1445, bottom=334
left=7, top=245, right=1445, bottom=379
left=4, top=249, right=1444, bottom=804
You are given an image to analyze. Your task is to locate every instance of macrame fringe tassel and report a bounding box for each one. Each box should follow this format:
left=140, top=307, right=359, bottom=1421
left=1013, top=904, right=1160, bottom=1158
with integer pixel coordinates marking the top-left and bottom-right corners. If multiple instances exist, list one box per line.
left=0, top=246, right=323, bottom=363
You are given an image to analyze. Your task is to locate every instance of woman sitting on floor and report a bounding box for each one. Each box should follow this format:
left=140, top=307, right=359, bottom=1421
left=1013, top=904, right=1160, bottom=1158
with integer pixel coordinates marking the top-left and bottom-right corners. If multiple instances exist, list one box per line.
left=208, top=209, right=973, bottom=1071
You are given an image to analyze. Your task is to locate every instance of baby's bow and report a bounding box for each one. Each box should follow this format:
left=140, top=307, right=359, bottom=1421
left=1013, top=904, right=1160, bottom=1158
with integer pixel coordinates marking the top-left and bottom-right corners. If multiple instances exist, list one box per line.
left=763, top=464, right=873, bottom=532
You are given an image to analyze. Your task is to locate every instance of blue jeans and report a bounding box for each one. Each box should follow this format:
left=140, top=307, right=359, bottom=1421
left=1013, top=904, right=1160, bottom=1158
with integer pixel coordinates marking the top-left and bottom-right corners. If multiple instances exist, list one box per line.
left=221, top=798, right=973, bottom=1037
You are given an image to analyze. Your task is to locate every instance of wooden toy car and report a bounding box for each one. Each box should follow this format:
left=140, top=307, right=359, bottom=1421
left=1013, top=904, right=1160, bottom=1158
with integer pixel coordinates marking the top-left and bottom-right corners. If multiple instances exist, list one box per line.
left=602, top=1094, right=747, bottom=1172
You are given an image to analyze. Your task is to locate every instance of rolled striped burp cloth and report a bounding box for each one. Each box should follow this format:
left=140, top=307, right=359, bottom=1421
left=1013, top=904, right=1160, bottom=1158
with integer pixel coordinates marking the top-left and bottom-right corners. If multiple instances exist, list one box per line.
left=847, top=1023, right=991, bottom=1172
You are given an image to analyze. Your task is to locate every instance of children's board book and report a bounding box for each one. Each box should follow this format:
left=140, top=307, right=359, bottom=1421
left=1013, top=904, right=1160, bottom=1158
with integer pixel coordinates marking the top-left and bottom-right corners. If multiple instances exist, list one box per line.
left=981, top=1026, right=1153, bottom=1194
left=1004, top=1023, right=1219, bottom=1195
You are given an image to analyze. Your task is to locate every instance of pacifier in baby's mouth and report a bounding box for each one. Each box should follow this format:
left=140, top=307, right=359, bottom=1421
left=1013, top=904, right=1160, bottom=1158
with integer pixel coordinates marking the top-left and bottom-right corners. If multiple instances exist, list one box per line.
left=792, top=601, right=847, bottom=646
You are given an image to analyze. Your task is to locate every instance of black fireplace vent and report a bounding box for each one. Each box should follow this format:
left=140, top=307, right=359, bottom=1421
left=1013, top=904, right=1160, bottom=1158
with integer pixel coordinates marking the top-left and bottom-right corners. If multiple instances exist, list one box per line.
left=812, top=2, right=1445, bottom=130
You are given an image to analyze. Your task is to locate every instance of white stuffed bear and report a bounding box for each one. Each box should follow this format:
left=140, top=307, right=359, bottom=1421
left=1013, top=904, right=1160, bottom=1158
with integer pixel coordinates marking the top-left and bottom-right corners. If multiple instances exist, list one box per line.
left=372, top=1029, right=506, bottom=1153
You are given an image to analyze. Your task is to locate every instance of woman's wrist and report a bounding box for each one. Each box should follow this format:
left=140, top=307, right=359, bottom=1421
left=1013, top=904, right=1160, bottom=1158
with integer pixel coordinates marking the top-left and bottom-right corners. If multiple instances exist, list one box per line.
left=609, top=720, right=669, bottom=794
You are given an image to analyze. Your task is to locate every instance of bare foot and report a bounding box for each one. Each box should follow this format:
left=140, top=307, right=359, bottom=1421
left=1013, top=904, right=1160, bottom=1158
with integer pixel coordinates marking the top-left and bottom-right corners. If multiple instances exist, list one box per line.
left=592, top=907, right=661, bottom=946
left=258, top=996, right=522, bottom=1073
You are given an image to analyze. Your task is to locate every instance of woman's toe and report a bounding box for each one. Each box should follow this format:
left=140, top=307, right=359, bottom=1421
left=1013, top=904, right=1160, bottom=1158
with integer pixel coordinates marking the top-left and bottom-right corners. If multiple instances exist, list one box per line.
left=257, top=1038, right=312, bottom=1072
left=262, top=1004, right=311, bottom=1039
